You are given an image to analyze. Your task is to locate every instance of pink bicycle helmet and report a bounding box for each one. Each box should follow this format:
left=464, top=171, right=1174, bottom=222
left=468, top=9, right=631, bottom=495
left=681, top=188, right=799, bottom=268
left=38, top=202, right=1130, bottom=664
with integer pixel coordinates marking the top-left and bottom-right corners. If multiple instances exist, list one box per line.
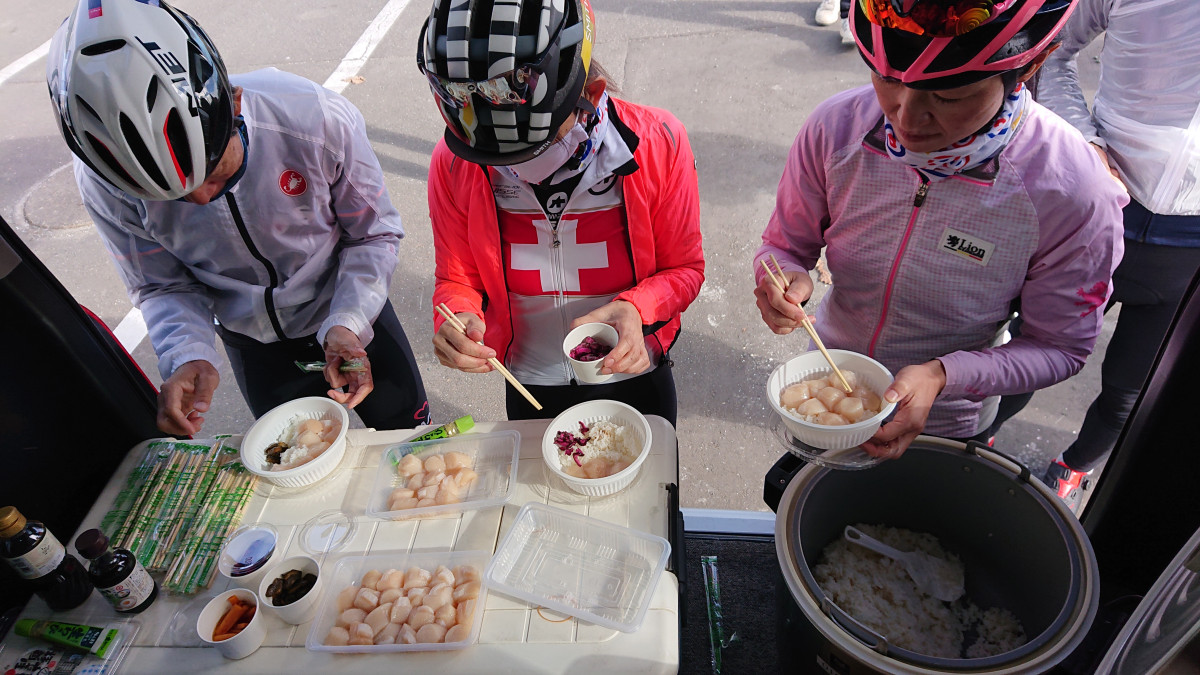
left=417, top=0, right=596, bottom=166
left=852, top=0, right=1076, bottom=89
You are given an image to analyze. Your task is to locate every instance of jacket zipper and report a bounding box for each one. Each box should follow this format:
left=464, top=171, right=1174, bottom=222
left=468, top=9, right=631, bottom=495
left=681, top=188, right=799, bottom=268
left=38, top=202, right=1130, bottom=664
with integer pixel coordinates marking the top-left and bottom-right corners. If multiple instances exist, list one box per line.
left=481, top=170, right=517, bottom=366
left=225, top=193, right=288, bottom=341
left=867, top=175, right=929, bottom=357
left=548, top=203, right=572, bottom=379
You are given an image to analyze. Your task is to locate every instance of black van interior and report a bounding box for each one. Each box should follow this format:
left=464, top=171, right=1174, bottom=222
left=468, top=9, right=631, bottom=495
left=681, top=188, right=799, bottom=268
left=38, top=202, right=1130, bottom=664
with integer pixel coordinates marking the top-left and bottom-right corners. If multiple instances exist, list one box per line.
left=0, top=213, right=159, bottom=615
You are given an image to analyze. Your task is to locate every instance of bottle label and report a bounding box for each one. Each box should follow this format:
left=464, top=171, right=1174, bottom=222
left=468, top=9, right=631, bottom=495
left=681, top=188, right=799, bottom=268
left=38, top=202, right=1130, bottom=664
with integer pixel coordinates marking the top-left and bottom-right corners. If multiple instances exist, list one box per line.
left=4, top=531, right=66, bottom=580
left=96, top=559, right=155, bottom=612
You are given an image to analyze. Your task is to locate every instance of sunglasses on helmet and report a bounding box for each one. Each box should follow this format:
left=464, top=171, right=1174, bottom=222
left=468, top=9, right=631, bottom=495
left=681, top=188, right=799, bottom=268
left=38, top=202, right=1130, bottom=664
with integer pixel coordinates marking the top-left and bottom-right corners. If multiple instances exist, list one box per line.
left=858, top=0, right=1014, bottom=38
left=416, top=20, right=557, bottom=109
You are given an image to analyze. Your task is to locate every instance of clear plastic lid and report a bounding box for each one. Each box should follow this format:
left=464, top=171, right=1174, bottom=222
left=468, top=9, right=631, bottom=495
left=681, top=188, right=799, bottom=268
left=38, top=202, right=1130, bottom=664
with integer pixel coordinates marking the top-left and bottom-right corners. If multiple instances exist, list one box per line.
left=165, top=595, right=212, bottom=646
left=770, top=415, right=885, bottom=470
left=217, top=523, right=278, bottom=578
left=365, top=430, right=520, bottom=521
left=298, top=510, right=357, bottom=556
left=484, top=502, right=671, bottom=633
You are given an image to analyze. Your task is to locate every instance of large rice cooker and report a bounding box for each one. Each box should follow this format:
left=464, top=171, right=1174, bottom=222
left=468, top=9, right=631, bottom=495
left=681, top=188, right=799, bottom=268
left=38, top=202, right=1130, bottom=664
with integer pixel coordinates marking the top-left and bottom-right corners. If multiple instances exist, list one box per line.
left=773, top=437, right=1099, bottom=674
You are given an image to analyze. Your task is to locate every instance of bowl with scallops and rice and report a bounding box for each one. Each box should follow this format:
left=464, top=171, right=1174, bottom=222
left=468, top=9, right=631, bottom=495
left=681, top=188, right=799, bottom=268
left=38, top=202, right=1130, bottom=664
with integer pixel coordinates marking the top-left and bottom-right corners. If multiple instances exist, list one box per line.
left=768, top=349, right=897, bottom=451
left=240, top=396, right=350, bottom=488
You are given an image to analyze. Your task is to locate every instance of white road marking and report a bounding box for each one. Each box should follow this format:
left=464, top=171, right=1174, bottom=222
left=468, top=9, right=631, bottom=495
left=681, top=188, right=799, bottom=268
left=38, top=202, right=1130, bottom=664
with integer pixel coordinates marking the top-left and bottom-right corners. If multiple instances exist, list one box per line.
left=86, top=0, right=413, bottom=353
left=113, top=307, right=148, bottom=354
left=322, top=0, right=413, bottom=94
left=11, top=161, right=157, bottom=354
left=0, top=39, right=51, bottom=88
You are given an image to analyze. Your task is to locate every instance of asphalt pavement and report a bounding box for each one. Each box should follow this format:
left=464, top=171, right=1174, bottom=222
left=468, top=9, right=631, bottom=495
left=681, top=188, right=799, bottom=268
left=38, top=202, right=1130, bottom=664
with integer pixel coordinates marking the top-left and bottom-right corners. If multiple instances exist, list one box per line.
left=1, top=0, right=1110, bottom=512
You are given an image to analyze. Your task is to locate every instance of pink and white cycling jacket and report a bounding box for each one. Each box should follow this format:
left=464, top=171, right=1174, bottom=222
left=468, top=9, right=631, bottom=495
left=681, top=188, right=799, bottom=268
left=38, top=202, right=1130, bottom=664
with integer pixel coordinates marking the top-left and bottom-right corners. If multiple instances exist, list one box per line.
left=755, top=86, right=1127, bottom=438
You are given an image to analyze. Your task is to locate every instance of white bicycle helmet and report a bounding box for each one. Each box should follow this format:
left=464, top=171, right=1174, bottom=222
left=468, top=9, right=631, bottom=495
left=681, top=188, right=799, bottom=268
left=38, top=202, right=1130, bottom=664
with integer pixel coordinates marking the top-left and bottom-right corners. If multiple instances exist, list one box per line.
left=47, top=0, right=235, bottom=201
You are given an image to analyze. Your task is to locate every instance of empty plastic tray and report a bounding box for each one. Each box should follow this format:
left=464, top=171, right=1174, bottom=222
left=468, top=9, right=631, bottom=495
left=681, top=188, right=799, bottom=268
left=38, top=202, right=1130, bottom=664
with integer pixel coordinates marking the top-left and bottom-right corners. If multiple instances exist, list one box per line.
left=484, top=502, right=671, bottom=633
left=366, top=430, right=520, bottom=520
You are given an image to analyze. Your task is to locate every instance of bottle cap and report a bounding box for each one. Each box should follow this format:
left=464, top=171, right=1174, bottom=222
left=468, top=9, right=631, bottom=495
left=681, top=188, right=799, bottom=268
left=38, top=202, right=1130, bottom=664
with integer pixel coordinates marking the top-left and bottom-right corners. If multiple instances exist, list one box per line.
left=0, top=506, right=26, bottom=538
left=453, top=415, right=475, bottom=434
left=75, top=528, right=110, bottom=559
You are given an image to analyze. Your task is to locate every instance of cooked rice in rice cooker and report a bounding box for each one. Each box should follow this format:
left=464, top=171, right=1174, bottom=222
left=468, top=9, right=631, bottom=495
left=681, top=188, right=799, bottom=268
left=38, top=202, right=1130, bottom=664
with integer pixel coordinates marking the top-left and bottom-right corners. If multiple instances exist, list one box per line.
left=813, top=523, right=1026, bottom=659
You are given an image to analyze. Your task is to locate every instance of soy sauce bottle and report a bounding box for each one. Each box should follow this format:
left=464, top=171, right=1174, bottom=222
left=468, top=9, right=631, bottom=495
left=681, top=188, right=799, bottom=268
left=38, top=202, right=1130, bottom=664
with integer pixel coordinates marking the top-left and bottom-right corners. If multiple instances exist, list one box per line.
left=75, top=529, right=157, bottom=614
left=0, top=506, right=93, bottom=611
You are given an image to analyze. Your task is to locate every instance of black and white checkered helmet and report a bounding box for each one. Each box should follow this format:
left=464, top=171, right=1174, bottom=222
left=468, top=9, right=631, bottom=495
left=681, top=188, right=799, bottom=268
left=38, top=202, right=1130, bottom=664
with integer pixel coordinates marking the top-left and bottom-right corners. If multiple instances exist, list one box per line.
left=47, top=0, right=235, bottom=200
left=418, top=0, right=596, bottom=166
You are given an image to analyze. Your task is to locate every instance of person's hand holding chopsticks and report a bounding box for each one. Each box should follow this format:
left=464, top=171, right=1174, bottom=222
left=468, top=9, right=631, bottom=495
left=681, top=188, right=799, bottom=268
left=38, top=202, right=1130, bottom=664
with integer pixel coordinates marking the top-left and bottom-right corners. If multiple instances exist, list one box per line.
left=433, top=310, right=497, bottom=373
left=434, top=303, right=542, bottom=410
left=571, top=301, right=649, bottom=375
left=754, top=260, right=816, bottom=336
left=759, top=255, right=854, bottom=393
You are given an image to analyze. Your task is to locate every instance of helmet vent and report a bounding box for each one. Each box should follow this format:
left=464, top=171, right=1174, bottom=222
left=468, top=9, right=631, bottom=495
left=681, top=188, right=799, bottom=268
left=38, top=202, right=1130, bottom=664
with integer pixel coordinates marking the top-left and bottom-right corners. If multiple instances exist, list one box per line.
left=119, top=113, right=171, bottom=192
left=163, top=108, right=193, bottom=181
left=74, top=95, right=103, bottom=123
left=61, top=119, right=104, bottom=181
left=85, top=131, right=143, bottom=192
left=517, top=5, right=543, bottom=53
left=146, top=80, right=159, bottom=113
left=187, top=42, right=215, bottom=95
left=81, top=39, right=127, bottom=56
left=469, top=0, right=497, bottom=41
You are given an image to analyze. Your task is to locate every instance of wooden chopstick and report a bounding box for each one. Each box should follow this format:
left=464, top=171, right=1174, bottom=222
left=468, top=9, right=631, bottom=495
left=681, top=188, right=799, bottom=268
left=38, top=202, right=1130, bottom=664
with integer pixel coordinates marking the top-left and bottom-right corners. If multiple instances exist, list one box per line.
left=761, top=257, right=854, bottom=393
left=436, top=303, right=543, bottom=411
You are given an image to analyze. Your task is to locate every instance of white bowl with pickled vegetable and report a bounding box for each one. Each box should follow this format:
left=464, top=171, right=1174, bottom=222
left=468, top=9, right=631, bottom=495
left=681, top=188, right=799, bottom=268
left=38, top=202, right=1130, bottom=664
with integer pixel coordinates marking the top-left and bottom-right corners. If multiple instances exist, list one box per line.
left=259, top=554, right=323, bottom=625
left=768, top=350, right=897, bottom=450
left=541, top=400, right=652, bottom=497
left=240, top=397, right=349, bottom=488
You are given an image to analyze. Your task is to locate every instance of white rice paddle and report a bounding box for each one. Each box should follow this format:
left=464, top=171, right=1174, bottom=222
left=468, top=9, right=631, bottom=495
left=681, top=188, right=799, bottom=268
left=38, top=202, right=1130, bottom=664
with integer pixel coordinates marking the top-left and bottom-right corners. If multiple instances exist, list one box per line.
left=843, top=525, right=965, bottom=602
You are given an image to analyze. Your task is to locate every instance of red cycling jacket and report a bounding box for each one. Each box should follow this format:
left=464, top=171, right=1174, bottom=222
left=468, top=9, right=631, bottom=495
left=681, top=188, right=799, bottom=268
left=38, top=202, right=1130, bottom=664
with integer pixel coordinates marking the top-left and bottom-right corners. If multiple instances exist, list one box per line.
left=428, top=97, right=705, bottom=365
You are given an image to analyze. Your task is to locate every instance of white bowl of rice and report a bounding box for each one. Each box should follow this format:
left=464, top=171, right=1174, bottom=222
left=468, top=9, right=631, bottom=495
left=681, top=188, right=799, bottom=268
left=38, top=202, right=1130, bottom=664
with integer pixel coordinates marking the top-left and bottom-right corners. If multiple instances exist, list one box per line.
left=541, top=400, right=652, bottom=498
left=240, top=397, right=349, bottom=488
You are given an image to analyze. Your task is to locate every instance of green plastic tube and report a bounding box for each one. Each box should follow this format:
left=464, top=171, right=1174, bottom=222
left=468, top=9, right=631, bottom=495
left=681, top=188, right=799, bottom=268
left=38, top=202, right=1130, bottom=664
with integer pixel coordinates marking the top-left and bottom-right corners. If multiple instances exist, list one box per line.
left=408, top=415, right=475, bottom=443
left=14, top=619, right=123, bottom=659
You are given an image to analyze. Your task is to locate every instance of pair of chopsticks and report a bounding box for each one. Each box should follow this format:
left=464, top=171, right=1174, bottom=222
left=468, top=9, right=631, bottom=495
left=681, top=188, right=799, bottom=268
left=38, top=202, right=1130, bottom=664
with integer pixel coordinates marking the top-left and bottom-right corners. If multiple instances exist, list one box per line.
left=435, top=303, right=543, bottom=411
left=760, top=255, right=853, bottom=393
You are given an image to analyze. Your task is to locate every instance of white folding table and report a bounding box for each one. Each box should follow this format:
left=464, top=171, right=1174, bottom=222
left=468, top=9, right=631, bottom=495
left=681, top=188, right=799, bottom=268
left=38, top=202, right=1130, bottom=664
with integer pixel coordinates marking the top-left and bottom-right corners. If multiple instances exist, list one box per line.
left=6, top=418, right=680, bottom=674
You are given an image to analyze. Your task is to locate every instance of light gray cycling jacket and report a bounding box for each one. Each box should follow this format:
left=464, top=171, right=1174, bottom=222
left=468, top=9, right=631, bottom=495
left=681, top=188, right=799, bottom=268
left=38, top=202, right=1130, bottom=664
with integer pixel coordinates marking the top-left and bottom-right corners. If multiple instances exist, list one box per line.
left=1038, top=0, right=1200, bottom=220
left=78, top=68, right=404, bottom=379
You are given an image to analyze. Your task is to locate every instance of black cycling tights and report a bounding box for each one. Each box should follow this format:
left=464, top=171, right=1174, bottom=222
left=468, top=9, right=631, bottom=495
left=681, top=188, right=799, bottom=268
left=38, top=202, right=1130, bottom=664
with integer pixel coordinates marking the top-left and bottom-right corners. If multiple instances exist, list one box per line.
left=505, top=364, right=677, bottom=427
left=220, top=300, right=430, bottom=430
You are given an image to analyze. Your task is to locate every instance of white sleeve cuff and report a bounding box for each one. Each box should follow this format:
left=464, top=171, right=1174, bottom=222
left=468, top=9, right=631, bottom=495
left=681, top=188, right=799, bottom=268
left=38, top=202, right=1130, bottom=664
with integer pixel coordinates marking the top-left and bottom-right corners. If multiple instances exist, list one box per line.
left=318, top=313, right=373, bottom=349
left=160, top=345, right=224, bottom=381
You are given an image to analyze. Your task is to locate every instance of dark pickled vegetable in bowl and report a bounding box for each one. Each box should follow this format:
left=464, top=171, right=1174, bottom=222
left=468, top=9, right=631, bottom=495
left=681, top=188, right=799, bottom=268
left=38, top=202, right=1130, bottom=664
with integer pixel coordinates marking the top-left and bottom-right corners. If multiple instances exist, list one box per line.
left=265, top=568, right=318, bottom=606
left=264, top=442, right=288, bottom=465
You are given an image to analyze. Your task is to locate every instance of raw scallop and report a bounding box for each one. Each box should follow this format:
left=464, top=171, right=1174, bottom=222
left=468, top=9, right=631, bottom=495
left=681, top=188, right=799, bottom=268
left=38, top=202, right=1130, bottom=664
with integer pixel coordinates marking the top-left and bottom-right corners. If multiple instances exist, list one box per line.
left=324, top=626, right=350, bottom=646
left=416, top=623, right=447, bottom=643
left=407, top=605, right=436, bottom=630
